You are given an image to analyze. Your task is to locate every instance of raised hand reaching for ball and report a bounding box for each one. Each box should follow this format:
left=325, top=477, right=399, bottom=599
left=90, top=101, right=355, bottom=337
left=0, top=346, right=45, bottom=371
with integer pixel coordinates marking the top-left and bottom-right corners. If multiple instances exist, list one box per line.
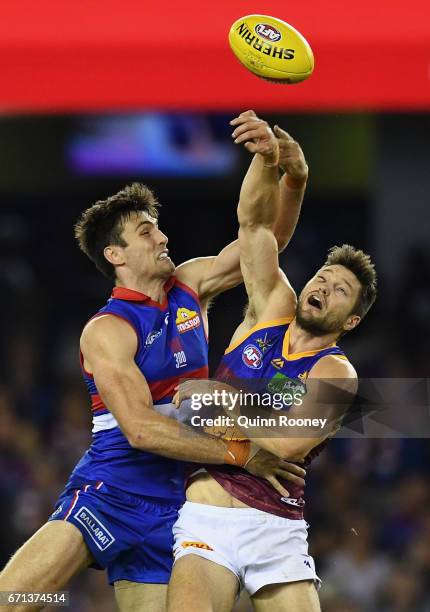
left=274, top=125, right=308, bottom=182
left=230, top=110, right=279, bottom=166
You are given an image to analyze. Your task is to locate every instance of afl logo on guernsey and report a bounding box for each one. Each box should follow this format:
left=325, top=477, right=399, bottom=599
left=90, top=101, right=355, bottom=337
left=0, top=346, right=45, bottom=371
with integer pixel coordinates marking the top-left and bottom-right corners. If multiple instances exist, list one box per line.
left=254, top=23, right=282, bottom=42
left=242, top=344, right=263, bottom=369
left=176, top=307, right=201, bottom=334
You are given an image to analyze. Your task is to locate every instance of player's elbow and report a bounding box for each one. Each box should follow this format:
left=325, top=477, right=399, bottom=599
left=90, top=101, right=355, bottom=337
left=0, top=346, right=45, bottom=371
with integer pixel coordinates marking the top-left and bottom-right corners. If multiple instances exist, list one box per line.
left=127, top=431, right=147, bottom=450
left=237, top=204, right=272, bottom=230
left=124, top=425, right=153, bottom=451
left=237, top=207, right=258, bottom=229
left=125, top=428, right=156, bottom=452
left=126, top=422, right=165, bottom=452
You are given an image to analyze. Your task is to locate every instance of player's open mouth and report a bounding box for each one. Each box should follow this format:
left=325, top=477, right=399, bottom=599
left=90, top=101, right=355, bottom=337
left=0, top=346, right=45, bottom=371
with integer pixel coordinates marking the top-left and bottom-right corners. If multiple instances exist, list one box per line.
left=307, top=294, right=323, bottom=310
left=158, top=250, right=170, bottom=261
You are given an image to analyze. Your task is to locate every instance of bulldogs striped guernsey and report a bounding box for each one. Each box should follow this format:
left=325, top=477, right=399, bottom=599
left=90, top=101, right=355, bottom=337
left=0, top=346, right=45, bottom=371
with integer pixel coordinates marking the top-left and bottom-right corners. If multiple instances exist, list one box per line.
left=71, top=277, right=208, bottom=501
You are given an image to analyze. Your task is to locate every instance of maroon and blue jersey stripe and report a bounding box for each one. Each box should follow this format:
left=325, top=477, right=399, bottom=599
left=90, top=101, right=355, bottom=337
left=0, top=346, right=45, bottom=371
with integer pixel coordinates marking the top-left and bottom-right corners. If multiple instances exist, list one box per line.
left=70, top=277, right=208, bottom=501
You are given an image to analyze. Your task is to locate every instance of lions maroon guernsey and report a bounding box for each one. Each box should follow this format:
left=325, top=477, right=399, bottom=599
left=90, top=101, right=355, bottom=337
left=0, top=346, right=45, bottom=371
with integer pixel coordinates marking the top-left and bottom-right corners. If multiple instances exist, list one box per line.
left=70, top=277, right=208, bottom=502
left=204, top=317, right=347, bottom=519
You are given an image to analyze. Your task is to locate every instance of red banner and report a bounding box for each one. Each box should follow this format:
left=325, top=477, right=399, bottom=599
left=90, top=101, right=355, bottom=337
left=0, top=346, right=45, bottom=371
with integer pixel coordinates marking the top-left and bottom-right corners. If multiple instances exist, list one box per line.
left=1, top=0, right=429, bottom=112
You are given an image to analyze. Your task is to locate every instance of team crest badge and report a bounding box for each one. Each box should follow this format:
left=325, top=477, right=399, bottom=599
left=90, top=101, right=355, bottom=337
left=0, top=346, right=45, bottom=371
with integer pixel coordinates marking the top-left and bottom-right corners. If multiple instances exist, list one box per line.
left=176, top=307, right=201, bottom=334
left=242, top=344, right=263, bottom=369
left=255, top=333, right=273, bottom=353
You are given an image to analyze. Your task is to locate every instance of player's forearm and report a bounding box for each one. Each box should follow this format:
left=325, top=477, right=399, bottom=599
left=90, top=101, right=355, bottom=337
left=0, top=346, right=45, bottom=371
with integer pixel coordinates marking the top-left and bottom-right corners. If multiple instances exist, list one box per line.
left=225, top=400, right=334, bottom=461
left=96, top=366, right=252, bottom=465
left=130, top=417, right=228, bottom=463
left=224, top=407, right=314, bottom=460
left=237, top=153, right=280, bottom=228
left=99, top=383, right=226, bottom=463
left=273, top=174, right=306, bottom=252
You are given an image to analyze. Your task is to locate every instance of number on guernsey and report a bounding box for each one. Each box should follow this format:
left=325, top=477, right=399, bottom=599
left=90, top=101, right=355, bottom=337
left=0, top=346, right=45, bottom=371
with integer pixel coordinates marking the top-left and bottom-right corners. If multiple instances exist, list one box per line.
left=174, top=351, right=187, bottom=368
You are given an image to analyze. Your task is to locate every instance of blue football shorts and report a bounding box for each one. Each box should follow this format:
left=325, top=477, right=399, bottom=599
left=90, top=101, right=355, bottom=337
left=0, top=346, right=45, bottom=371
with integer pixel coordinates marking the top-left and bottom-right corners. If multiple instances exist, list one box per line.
left=48, top=480, right=180, bottom=584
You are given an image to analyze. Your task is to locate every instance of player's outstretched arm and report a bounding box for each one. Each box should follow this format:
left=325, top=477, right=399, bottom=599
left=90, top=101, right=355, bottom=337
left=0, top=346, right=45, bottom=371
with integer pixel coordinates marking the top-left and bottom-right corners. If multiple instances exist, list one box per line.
left=234, top=116, right=296, bottom=323
left=175, top=111, right=306, bottom=305
left=273, top=125, right=308, bottom=252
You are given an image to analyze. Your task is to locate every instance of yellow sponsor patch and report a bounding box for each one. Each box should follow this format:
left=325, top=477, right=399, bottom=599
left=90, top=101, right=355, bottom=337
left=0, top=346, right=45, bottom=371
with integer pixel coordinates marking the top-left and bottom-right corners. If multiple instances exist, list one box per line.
left=176, top=307, right=201, bottom=334
left=181, top=541, right=214, bottom=551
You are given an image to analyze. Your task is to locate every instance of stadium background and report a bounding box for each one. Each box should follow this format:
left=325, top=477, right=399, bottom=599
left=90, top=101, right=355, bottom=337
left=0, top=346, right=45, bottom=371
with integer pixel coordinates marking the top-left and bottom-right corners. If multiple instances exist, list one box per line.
left=1, top=2, right=429, bottom=610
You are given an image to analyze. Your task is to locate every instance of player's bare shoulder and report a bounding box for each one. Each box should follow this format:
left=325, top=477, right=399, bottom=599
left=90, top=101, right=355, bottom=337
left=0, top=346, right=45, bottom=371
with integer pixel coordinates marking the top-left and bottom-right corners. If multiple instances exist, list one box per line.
left=310, top=353, right=357, bottom=377
left=174, top=258, right=206, bottom=295
left=80, top=314, right=138, bottom=373
left=304, top=354, right=358, bottom=432
left=308, top=352, right=358, bottom=394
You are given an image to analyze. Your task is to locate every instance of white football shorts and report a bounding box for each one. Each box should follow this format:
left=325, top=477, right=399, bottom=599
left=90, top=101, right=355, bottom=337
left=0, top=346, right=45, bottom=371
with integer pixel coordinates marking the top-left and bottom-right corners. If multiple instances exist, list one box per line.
left=173, top=501, right=321, bottom=595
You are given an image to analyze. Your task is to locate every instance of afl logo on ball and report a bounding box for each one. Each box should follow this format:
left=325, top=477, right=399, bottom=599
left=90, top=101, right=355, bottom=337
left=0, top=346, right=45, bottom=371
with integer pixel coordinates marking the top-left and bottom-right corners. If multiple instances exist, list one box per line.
left=242, top=344, right=263, bottom=369
left=254, top=23, right=282, bottom=42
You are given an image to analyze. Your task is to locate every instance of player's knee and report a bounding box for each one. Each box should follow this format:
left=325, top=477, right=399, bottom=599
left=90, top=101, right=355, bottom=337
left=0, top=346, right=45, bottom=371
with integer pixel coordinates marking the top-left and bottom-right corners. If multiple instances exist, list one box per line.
left=0, top=522, right=91, bottom=595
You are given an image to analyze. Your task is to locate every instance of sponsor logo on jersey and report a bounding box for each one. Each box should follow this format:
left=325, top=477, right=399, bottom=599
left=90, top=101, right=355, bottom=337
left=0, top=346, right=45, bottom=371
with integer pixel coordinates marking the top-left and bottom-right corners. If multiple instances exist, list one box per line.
left=271, top=358, right=285, bottom=369
left=176, top=307, right=201, bottom=334
left=304, top=559, right=312, bottom=568
left=298, top=371, right=309, bottom=382
left=145, top=329, right=163, bottom=346
left=181, top=541, right=214, bottom=551
left=280, top=496, right=305, bottom=507
left=267, top=372, right=306, bottom=397
left=242, top=344, right=263, bottom=369
left=50, top=504, right=63, bottom=518
left=255, top=23, right=282, bottom=42
left=74, top=506, right=115, bottom=551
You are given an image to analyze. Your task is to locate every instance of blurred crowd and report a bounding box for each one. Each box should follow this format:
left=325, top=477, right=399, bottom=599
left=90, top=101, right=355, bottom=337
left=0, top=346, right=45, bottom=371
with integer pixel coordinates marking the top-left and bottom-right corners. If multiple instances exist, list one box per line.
left=1, top=204, right=430, bottom=612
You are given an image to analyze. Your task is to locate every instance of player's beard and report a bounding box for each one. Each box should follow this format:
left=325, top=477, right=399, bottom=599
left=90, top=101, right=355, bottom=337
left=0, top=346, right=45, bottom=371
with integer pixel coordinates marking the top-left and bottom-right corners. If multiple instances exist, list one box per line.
left=295, top=300, right=343, bottom=337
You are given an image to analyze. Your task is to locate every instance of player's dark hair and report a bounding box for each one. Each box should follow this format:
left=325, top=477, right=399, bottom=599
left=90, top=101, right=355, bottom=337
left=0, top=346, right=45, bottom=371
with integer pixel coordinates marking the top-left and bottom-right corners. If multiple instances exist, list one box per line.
left=325, top=244, right=377, bottom=318
left=74, top=183, right=160, bottom=279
